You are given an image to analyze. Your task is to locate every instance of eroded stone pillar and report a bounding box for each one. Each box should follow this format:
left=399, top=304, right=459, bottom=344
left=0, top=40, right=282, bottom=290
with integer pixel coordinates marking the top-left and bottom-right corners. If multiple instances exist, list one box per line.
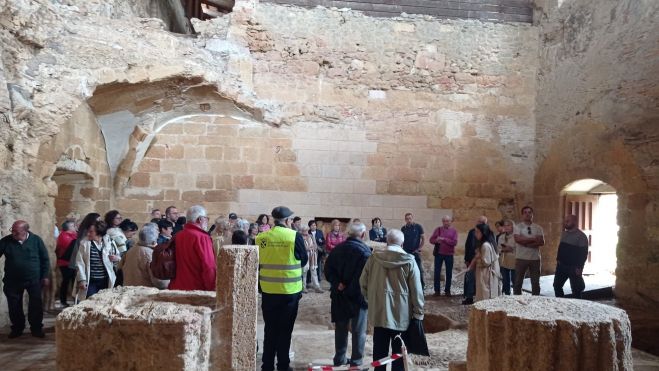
left=212, top=245, right=258, bottom=371
left=467, top=296, right=632, bottom=371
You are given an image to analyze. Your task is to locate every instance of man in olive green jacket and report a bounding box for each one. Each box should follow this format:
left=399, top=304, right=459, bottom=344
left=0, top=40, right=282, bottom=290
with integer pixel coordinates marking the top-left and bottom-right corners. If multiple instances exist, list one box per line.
left=360, top=229, right=424, bottom=371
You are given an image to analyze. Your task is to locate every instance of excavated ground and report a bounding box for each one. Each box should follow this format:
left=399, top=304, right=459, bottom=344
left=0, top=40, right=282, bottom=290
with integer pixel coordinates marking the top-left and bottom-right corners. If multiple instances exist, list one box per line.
left=2, top=270, right=659, bottom=370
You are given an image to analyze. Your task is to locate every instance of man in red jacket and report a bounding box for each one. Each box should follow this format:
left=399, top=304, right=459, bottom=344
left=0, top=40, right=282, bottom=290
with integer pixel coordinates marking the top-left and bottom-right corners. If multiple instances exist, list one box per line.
left=55, top=221, right=77, bottom=307
left=168, top=205, right=216, bottom=291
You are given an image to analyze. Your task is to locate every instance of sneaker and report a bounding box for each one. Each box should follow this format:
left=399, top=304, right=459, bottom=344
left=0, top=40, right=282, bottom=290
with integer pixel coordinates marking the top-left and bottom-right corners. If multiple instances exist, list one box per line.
left=313, top=287, right=324, bottom=293
left=302, top=289, right=308, bottom=293
left=8, top=331, right=23, bottom=339
left=31, top=330, right=45, bottom=338
left=461, top=298, right=474, bottom=305
left=433, top=292, right=441, bottom=297
left=445, top=292, right=452, bottom=297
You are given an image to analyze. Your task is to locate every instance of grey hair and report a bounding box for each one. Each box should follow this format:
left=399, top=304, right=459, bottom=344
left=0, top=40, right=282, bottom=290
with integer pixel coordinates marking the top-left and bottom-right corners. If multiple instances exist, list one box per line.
left=139, top=225, right=159, bottom=245
left=235, top=218, right=250, bottom=232
left=442, top=215, right=453, bottom=222
left=187, top=205, right=207, bottom=223
left=386, top=229, right=405, bottom=246
left=143, top=222, right=158, bottom=230
left=348, top=222, right=366, bottom=238
left=62, top=221, right=76, bottom=231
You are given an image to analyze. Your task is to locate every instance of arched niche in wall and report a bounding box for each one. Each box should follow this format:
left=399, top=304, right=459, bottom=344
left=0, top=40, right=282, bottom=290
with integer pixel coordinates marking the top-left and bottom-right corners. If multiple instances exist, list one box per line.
left=36, top=103, right=113, bottom=225
left=85, top=77, right=265, bottom=210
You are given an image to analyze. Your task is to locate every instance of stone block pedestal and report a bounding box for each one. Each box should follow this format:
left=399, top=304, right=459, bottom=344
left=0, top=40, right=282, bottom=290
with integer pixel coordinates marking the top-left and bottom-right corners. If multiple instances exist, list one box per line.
left=467, top=296, right=632, bottom=371
left=56, top=287, right=216, bottom=371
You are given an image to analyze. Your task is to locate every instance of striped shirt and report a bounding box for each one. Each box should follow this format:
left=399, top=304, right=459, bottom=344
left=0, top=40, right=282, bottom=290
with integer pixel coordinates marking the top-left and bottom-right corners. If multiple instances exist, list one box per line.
left=89, top=241, right=108, bottom=280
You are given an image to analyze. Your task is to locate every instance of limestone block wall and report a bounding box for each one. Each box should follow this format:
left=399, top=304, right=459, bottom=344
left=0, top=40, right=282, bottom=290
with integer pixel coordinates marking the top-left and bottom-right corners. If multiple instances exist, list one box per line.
left=532, top=0, right=659, bottom=353
left=116, top=4, right=540, bottom=244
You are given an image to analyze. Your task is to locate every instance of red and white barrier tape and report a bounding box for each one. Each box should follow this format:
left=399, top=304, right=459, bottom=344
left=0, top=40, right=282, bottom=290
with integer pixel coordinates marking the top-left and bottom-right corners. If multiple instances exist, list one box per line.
left=307, top=353, right=403, bottom=370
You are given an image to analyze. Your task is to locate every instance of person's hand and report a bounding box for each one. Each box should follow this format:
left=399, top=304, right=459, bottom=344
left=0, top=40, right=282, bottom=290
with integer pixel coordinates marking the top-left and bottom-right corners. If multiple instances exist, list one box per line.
left=337, top=283, right=346, bottom=291
left=575, top=268, right=583, bottom=276
left=109, top=254, right=121, bottom=262
left=78, top=281, right=88, bottom=290
left=41, top=278, right=50, bottom=288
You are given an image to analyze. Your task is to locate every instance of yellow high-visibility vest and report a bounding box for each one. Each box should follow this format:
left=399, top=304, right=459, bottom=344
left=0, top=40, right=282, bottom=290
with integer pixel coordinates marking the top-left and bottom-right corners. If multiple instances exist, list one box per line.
left=257, top=226, right=302, bottom=294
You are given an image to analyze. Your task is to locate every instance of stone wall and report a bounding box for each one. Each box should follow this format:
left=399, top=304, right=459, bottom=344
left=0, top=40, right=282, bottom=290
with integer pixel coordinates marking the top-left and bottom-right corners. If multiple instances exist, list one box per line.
left=532, top=0, right=659, bottom=353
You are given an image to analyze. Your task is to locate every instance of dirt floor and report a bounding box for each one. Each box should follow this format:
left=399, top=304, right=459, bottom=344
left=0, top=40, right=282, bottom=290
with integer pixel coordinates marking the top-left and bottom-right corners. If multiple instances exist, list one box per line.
left=2, top=267, right=659, bottom=370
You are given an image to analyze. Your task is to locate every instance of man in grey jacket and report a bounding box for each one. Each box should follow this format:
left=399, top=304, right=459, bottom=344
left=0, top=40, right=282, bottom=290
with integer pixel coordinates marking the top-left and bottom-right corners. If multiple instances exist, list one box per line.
left=360, top=229, right=424, bottom=371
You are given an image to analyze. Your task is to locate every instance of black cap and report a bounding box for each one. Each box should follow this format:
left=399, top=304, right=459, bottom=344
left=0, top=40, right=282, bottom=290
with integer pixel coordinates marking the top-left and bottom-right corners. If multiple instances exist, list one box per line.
left=228, top=213, right=238, bottom=220
left=271, top=206, right=294, bottom=219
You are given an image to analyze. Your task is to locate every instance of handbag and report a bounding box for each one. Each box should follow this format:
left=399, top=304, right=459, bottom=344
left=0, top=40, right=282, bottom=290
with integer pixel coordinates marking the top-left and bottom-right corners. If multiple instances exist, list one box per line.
left=401, top=318, right=430, bottom=356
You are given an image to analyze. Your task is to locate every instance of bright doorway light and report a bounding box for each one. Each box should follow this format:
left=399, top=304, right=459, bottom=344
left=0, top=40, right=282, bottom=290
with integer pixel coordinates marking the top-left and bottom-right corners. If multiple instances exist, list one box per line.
left=562, top=179, right=618, bottom=275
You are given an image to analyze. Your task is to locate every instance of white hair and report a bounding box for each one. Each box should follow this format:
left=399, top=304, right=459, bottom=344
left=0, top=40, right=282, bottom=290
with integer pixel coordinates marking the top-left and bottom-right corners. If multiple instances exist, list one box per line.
left=139, top=225, right=159, bottom=245
left=186, top=205, right=207, bottom=223
left=386, top=229, right=405, bottom=246
left=348, top=222, right=366, bottom=238
left=442, top=215, right=453, bottom=222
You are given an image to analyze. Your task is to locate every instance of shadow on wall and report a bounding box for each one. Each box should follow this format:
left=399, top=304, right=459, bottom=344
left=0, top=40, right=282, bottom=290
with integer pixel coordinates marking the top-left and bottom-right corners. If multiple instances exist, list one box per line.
left=532, top=120, right=658, bottom=354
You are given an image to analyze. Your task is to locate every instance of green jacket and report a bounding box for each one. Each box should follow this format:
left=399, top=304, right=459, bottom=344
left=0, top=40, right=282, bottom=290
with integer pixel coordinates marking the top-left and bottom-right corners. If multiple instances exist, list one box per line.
left=0, top=233, right=50, bottom=284
left=359, top=244, right=424, bottom=331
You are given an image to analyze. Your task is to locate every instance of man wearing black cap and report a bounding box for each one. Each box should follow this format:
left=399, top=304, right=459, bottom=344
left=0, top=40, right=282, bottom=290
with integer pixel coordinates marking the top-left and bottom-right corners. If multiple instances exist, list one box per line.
left=228, top=212, right=238, bottom=230
left=256, top=206, right=308, bottom=371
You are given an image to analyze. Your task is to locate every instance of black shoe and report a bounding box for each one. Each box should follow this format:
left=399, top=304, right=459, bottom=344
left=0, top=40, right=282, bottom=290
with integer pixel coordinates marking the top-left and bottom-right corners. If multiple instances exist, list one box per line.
left=31, top=330, right=45, bottom=338
left=461, top=298, right=474, bottom=305
left=445, top=292, right=452, bottom=297
left=8, top=331, right=23, bottom=339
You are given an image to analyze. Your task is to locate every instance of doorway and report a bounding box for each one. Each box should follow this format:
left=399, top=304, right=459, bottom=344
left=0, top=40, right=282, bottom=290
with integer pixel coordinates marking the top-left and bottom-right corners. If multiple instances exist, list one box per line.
left=562, top=179, right=618, bottom=275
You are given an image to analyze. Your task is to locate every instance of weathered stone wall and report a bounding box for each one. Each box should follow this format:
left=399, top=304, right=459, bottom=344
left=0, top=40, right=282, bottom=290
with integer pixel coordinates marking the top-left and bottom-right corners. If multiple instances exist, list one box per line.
left=2, top=0, right=536, bottom=327
left=532, top=0, right=659, bottom=353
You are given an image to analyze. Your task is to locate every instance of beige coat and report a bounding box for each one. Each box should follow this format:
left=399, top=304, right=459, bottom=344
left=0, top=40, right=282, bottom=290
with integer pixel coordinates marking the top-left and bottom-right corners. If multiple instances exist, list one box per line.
left=74, top=235, right=117, bottom=301
left=475, top=242, right=502, bottom=302
left=120, top=243, right=169, bottom=289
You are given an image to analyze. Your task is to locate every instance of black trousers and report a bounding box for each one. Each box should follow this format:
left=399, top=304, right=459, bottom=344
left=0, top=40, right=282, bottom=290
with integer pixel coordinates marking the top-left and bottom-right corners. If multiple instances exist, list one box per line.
left=413, top=253, right=425, bottom=290
left=373, top=327, right=404, bottom=371
left=3, top=279, right=43, bottom=333
left=59, top=267, right=76, bottom=305
left=553, top=263, right=585, bottom=299
left=261, top=292, right=301, bottom=371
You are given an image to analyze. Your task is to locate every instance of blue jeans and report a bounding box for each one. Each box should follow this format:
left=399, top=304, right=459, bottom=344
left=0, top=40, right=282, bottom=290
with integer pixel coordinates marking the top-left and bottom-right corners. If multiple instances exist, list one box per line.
left=463, top=267, right=475, bottom=299
left=334, top=307, right=367, bottom=366
left=434, top=254, right=453, bottom=294
left=500, top=267, right=515, bottom=295
left=87, top=278, right=108, bottom=298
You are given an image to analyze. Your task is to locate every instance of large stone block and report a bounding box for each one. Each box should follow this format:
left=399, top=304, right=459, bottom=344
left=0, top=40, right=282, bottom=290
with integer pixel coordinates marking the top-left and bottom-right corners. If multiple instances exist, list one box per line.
left=466, top=296, right=632, bottom=371
left=213, top=246, right=259, bottom=370
left=56, top=287, right=216, bottom=371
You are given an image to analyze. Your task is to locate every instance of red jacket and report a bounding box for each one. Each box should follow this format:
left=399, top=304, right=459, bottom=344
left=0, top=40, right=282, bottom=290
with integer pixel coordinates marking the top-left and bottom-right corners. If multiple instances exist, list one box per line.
left=55, top=230, right=77, bottom=267
left=168, top=223, right=216, bottom=291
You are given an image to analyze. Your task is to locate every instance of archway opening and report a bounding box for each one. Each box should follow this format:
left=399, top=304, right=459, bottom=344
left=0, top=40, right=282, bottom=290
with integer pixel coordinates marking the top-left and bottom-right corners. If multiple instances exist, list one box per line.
left=561, top=179, right=618, bottom=276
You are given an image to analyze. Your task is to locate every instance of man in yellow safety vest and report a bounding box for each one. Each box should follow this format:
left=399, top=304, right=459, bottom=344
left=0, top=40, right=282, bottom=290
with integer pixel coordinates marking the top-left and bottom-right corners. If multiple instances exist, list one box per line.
left=257, top=206, right=308, bottom=371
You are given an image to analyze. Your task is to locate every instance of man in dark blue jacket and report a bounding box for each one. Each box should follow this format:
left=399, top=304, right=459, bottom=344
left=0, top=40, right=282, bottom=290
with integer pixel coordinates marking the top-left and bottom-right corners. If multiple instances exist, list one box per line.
left=324, top=222, right=371, bottom=368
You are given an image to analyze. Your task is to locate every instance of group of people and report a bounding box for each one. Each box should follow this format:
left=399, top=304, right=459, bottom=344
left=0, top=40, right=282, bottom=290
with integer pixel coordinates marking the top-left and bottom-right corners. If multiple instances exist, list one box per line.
left=257, top=206, right=423, bottom=371
left=430, top=207, right=589, bottom=306
left=0, top=203, right=590, bottom=371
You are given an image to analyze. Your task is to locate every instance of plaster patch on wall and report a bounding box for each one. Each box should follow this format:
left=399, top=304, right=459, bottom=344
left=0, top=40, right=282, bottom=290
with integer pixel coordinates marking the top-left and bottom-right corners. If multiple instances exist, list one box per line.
left=97, top=110, right=137, bottom=178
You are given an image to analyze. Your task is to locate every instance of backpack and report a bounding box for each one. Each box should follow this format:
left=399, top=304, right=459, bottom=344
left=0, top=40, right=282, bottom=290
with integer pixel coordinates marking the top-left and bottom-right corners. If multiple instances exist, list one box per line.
left=150, top=238, right=176, bottom=280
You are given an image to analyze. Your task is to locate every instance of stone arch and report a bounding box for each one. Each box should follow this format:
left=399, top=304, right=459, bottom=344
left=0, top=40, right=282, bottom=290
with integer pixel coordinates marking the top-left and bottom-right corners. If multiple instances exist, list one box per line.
left=532, top=121, right=648, bottom=303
